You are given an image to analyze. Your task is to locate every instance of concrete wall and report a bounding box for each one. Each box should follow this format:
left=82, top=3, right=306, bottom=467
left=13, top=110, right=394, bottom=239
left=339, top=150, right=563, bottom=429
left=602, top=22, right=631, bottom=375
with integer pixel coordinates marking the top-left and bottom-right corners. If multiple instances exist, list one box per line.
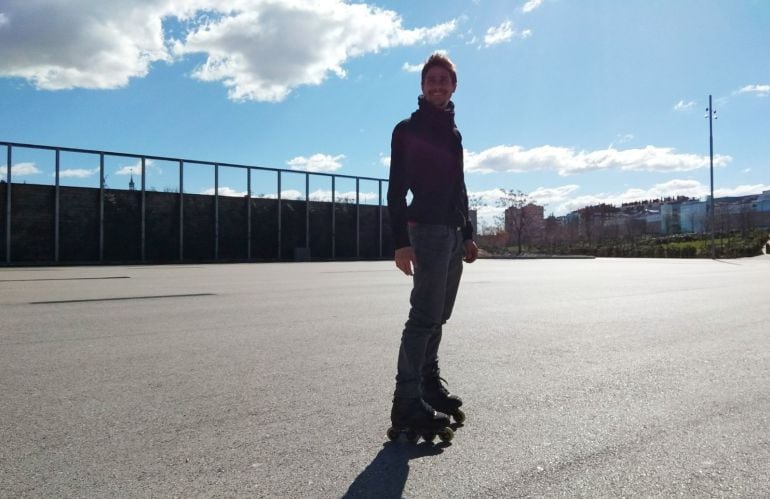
left=0, top=183, right=394, bottom=264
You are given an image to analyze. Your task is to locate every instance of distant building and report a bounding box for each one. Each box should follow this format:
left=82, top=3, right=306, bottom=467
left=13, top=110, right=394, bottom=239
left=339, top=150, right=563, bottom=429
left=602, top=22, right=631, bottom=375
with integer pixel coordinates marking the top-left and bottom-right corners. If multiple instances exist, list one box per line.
left=753, top=190, right=770, bottom=212
left=679, top=200, right=707, bottom=233
left=660, top=203, right=681, bottom=235
left=643, top=210, right=662, bottom=235
left=129, top=174, right=135, bottom=191
left=504, top=203, right=545, bottom=244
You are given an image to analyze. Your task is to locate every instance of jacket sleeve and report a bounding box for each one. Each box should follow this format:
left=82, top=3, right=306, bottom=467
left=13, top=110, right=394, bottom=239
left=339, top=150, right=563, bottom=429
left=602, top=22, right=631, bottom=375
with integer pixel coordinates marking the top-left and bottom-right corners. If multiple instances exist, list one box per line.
left=460, top=179, right=475, bottom=242
left=387, top=122, right=411, bottom=249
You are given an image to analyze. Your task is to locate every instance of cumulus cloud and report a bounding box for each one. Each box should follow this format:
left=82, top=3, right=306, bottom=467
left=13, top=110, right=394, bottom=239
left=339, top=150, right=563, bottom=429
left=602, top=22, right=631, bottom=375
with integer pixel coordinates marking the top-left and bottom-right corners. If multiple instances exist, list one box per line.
left=551, top=180, right=770, bottom=215
left=483, top=21, right=530, bottom=47
left=522, top=0, right=544, bottom=13
left=472, top=179, right=770, bottom=222
left=308, top=189, right=378, bottom=203
left=465, top=144, right=732, bottom=176
left=673, top=100, right=695, bottom=111
left=0, top=1, right=170, bottom=89
left=60, top=168, right=99, bottom=178
left=287, top=153, right=345, bottom=173
left=715, top=183, right=770, bottom=197
left=114, top=159, right=158, bottom=176
left=257, top=189, right=304, bottom=200
left=201, top=186, right=248, bottom=197
left=484, top=21, right=514, bottom=46
left=3, top=162, right=42, bottom=177
left=0, top=1, right=455, bottom=100
left=175, top=1, right=457, bottom=102
left=402, top=62, right=422, bottom=73
left=737, top=84, right=770, bottom=97
left=254, top=188, right=377, bottom=202
left=467, top=188, right=508, bottom=206
left=528, top=185, right=580, bottom=205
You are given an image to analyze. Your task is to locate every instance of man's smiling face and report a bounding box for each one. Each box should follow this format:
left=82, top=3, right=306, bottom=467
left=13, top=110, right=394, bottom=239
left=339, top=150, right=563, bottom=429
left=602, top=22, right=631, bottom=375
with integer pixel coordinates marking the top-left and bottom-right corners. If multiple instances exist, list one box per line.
left=421, top=66, right=457, bottom=109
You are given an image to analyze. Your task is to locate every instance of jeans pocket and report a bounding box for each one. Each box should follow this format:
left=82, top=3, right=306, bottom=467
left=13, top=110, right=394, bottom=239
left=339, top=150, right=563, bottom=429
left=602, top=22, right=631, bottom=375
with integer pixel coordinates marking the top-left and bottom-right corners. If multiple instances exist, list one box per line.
left=408, top=224, right=453, bottom=254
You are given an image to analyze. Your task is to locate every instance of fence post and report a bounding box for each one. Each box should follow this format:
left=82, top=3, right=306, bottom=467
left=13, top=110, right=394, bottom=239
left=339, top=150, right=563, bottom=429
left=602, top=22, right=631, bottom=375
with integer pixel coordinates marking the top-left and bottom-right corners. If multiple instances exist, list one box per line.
left=356, top=178, right=360, bottom=259
left=378, top=180, right=383, bottom=259
left=331, top=175, right=336, bottom=259
left=214, top=163, right=219, bottom=261
left=179, top=160, right=184, bottom=262
left=277, top=170, right=282, bottom=260
left=99, top=153, right=104, bottom=262
left=5, top=146, right=12, bottom=264
left=54, top=149, right=60, bottom=262
left=141, top=157, right=146, bottom=262
left=305, top=172, right=310, bottom=253
left=247, top=168, right=252, bottom=260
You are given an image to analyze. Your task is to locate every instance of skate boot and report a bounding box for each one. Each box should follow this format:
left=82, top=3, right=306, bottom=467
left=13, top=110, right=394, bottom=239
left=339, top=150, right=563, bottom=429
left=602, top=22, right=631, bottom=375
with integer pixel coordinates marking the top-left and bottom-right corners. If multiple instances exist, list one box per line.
left=422, top=375, right=465, bottom=424
left=387, top=397, right=454, bottom=443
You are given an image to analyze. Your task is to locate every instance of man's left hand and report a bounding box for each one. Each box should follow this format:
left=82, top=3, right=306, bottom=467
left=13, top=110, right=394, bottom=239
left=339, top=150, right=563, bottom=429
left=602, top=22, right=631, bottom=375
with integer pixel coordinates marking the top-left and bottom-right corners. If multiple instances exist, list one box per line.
left=463, top=240, right=479, bottom=263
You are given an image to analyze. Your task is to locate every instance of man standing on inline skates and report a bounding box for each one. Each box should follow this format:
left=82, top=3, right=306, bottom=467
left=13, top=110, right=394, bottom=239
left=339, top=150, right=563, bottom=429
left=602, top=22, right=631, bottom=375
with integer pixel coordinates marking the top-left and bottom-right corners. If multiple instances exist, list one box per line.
left=386, top=52, right=478, bottom=443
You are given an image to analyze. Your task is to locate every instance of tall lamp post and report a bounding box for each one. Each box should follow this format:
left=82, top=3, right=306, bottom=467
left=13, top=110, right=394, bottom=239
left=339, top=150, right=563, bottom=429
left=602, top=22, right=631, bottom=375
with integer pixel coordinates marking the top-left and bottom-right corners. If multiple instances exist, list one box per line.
left=705, top=95, right=717, bottom=259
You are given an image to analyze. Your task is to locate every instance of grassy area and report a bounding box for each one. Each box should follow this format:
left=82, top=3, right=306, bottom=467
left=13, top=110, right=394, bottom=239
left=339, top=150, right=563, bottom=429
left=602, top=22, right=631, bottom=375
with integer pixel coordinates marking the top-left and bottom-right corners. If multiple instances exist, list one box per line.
left=481, top=230, right=768, bottom=259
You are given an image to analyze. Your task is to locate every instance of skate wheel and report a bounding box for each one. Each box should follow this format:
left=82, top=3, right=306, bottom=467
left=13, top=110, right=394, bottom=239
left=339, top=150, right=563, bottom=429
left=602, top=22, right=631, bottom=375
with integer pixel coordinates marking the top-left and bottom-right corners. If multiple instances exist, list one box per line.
left=453, top=409, right=466, bottom=424
left=437, top=427, right=454, bottom=442
left=422, top=432, right=436, bottom=443
left=386, top=427, right=400, bottom=441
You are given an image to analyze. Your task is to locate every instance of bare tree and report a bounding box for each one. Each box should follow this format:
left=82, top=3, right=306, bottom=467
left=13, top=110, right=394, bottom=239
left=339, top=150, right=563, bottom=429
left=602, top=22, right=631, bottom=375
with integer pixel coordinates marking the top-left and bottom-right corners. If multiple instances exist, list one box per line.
left=497, top=189, right=533, bottom=255
left=544, top=214, right=560, bottom=254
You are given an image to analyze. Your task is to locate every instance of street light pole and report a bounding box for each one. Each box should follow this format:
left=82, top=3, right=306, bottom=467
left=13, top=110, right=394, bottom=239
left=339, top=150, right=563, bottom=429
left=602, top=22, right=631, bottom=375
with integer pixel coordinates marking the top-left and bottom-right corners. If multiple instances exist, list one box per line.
left=706, top=95, right=717, bottom=259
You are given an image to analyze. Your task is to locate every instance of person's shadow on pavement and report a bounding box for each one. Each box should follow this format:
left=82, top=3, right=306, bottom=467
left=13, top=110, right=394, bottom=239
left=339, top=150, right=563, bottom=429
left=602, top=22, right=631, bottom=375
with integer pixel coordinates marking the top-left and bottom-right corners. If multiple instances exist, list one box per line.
left=343, top=440, right=450, bottom=498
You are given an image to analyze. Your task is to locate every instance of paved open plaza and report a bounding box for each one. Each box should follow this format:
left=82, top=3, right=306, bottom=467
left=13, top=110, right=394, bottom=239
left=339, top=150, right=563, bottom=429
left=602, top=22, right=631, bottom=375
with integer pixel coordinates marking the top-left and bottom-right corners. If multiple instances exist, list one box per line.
left=1, top=256, right=769, bottom=497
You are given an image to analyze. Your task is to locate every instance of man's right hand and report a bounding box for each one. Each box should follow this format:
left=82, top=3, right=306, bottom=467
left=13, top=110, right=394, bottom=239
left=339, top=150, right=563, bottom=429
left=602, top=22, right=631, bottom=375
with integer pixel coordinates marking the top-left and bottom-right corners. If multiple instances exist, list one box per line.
left=394, top=246, right=417, bottom=276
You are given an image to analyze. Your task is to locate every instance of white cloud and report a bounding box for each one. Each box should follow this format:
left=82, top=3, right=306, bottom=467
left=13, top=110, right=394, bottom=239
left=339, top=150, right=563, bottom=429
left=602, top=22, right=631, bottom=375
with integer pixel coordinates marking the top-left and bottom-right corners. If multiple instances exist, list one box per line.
left=176, top=1, right=457, bottom=102
left=0, top=1, right=170, bottom=90
left=468, top=188, right=507, bottom=207
left=201, top=186, right=248, bottom=197
left=60, top=168, right=99, bottom=178
left=5, top=162, right=42, bottom=177
left=472, top=180, right=770, bottom=222
left=529, top=185, right=580, bottom=205
left=551, top=180, right=770, bottom=216
left=308, top=189, right=378, bottom=203
left=465, top=144, right=732, bottom=176
left=379, top=154, right=391, bottom=167
left=287, top=153, right=345, bottom=173
left=484, top=21, right=514, bottom=46
left=673, top=100, right=695, bottom=111
left=0, top=1, right=455, bottom=100
left=522, top=0, right=544, bottom=13
left=115, top=159, right=157, bottom=176
left=260, top=189, right=304, bottom=200
left=254, top=188, right=377, bottom=202
left=402, top=62, right=422, bottom=73
left=483, top=21, right=530, bottom=47
left=715, top=183, right=770, bottom=197
left=737, top=84, right=770, bottom=97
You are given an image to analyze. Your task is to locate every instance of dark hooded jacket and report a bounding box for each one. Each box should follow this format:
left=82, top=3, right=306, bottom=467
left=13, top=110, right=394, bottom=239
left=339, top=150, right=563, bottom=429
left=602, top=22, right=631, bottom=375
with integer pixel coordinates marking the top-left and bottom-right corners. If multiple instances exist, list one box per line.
left=387, top=97, right=474, bottom=249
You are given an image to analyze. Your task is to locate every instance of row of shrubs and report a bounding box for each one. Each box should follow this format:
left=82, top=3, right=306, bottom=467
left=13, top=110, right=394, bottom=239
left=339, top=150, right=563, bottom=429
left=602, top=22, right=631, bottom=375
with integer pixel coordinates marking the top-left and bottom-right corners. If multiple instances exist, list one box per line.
left=509, top=230, right=769, bottom=259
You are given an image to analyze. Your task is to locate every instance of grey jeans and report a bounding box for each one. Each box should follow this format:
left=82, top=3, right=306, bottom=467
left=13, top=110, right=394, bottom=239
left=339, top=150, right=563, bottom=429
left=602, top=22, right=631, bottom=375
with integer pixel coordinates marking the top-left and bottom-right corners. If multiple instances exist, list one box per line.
left=394, top=223, right=464, bottom=399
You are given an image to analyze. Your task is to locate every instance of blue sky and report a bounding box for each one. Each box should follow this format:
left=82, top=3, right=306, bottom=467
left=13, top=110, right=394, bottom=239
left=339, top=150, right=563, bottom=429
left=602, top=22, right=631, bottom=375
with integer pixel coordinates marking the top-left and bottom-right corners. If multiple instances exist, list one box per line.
left=1, top=0, right=768, bottom=230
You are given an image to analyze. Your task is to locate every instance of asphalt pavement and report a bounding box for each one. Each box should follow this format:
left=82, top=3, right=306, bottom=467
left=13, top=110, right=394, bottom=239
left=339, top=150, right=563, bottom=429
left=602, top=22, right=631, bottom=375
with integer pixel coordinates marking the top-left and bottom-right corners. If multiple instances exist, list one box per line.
left=1, top=256, right=769, bottom=498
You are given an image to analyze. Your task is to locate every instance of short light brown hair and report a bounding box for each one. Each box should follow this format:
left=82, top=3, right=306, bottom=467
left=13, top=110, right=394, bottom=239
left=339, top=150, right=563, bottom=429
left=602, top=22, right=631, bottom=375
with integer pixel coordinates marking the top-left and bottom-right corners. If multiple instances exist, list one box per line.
left=421, top=53, right=457, bottom=84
